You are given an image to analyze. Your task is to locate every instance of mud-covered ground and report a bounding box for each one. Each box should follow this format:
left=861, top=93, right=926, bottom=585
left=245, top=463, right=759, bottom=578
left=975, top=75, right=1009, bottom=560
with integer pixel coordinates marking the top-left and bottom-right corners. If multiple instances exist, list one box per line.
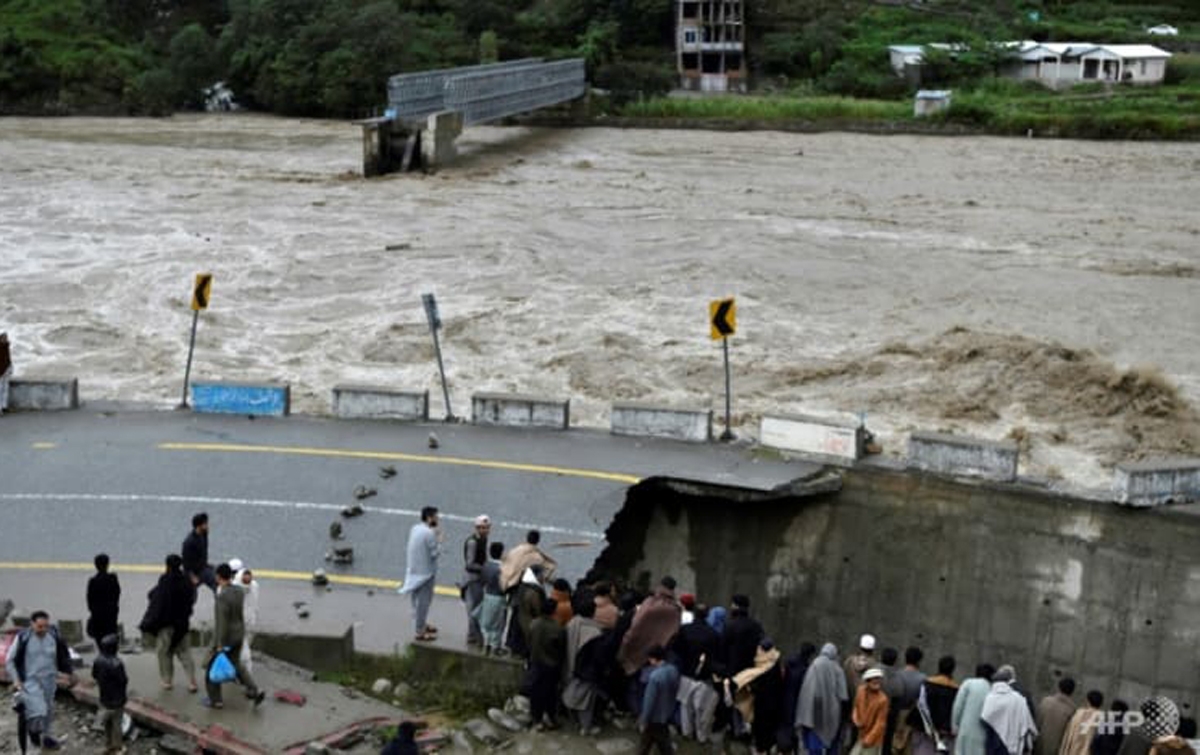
left=1, top=115, right=1197, bottom=491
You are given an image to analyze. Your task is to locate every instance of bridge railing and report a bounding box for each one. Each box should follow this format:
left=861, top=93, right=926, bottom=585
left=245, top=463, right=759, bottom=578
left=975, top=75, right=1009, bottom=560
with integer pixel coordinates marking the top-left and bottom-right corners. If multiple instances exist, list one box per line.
left=443, top=59, right=586, bottom=125
left=386, top=59, right=544, bottom=123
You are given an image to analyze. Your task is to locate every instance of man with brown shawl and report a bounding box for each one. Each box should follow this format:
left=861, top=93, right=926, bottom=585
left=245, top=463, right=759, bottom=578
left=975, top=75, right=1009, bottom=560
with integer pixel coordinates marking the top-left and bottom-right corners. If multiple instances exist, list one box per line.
left=500, top=530, right=558, bottom=592
left=617, top=577, right=683, bottom=676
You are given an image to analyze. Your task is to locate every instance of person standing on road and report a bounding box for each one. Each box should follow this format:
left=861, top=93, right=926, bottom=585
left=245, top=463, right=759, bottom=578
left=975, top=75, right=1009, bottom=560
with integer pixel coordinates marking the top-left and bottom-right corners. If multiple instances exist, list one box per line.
left=1058, top=690, right=1104, bottom=755
left=461, top=515, right=491, bottom=647
left=500, top=530, right=558, bottom=592
left=638, top=644, right=681, bottom=754
left=86, top=553, right=121, bottom=648
left=952, top=664, right=995, bottom=755
left=1035, top=678, right=1078, bottom=755
left=526, top=597, right=567, bottom=731
left=204, top=563, right=265, bottom=709
left=618, top=577, right=683, bottom=677
left=230, top=558, right=260, bottom=673
left=981, top=667, right=1037, bottom=755
left=508, top=564, right=548, bottom=658
left=5, top=610, right=76, bottom=752
left=593, top=582, right=619, bottom=629
left=400, top=506, right=442, bottom=642
left=91, top=633, right=128, bottom=755
left=182, top=512, right=215, bottom=595
left=796, top=643, right=850, bottom=755
left=854, top=668, right=892, bottom=755
left=476, top=541, right=508, bottom=655
left=723, top=594, right=765, bottom=678
left=139, top=554, right=198, bottom=692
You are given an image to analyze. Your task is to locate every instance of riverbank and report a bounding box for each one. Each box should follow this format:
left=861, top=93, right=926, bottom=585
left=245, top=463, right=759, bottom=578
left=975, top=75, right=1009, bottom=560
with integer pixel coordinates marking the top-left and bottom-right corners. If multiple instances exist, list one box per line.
left=562, top=75, right=1200, bottom=141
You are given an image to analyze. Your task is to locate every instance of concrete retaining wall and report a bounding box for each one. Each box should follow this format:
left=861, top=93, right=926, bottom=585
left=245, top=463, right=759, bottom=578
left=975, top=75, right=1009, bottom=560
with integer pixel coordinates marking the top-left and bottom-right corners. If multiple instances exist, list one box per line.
left=331, top=385, right=428, bottom=421
left=760, top=413, right=864, bottom=466
left=907, top=430, right=1018, bottom=481
left=1113, top=458, right=1200, bottom=507
left=191, top=380, right=290, bottom=417
left=405, top=644, right=523, bottom=701
left=595, top=469, right=1200, bottom=709
left=610, top=402, right=712, bottom=442
left=471, top=392, right=569, bottom=429
left=8, top=378, right=79, bottom=410
left=252, top=626, right=355, bottom=673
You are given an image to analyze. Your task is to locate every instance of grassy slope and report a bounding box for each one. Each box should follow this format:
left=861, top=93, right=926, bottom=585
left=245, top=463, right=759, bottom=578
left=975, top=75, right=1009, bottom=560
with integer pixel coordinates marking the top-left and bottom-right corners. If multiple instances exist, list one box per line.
left=623, top=2, right=1200, bottom=140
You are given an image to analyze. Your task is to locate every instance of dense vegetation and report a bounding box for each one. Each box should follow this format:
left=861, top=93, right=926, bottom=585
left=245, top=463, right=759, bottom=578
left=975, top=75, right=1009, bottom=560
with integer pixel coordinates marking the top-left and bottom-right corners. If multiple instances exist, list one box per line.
left=1, top=0, right=1198, bottom=137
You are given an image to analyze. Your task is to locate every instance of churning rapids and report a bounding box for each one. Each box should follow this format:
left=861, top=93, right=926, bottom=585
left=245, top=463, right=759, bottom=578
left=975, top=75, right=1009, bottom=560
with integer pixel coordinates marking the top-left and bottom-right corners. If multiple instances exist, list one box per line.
left=2, top=115, right=1198, bottom=492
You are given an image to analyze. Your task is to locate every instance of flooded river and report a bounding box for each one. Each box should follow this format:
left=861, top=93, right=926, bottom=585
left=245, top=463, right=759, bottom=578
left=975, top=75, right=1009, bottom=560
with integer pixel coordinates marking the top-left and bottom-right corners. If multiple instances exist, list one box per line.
left=1, top=115, right=1197, bottom=491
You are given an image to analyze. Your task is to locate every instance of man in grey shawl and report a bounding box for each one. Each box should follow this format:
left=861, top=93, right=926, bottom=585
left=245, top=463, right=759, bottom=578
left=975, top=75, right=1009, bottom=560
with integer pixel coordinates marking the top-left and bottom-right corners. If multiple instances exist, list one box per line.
left=981, top=666, right=1038, bottom=755
left=561, top=594, right=606, bottom=735
left=399, top=506, right=442, bottom=641
left=797, top=643, right=850, bottom=755
left=6, top=610, right=76, bottom=751
left=952, top=664, right=995, bottom=755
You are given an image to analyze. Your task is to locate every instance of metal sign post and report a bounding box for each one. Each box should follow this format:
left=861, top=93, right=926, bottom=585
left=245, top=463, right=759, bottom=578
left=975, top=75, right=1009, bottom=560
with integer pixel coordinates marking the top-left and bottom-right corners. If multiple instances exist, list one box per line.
left=422, top=293, right=454, bottom=421
left=709, top=297, right=737, bottom=441
left=178, top=273, right=213, bottom=410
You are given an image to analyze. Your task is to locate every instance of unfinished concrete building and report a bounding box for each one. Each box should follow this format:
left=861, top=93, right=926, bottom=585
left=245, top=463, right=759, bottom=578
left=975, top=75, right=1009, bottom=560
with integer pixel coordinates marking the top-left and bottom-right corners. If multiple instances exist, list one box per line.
left=677, top=0, right=747, bottom=93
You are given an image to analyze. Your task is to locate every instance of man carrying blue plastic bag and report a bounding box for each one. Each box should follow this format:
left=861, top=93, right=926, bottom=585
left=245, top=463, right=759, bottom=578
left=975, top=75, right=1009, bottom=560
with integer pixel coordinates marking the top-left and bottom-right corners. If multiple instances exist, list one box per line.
left=203, top=563, right=266, bottom=709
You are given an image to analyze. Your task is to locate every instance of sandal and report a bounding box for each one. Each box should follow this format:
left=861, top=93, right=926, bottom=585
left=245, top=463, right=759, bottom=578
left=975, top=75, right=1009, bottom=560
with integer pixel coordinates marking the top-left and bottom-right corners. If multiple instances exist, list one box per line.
left=424, top=624, right=438, bottom=633
left=187, top=683, right=199, bottom=693
left=413, top=631, right=437, bottom=642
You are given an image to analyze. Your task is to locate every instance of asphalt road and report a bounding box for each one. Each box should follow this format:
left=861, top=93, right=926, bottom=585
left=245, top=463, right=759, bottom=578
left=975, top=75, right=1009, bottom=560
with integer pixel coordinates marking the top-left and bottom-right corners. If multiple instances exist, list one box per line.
left=0, top=408, right=812, bottom=589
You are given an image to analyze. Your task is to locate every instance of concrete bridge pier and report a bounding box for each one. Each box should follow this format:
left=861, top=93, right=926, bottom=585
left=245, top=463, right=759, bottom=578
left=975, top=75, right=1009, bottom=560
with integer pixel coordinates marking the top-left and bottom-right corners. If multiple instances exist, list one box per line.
left=361, top=110, right=462, bottom=176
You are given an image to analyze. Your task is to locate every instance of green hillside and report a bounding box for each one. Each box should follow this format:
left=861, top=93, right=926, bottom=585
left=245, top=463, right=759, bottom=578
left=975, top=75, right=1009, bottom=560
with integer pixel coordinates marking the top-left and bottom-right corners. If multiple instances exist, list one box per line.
left=1, top=0, right=1198, bottom=135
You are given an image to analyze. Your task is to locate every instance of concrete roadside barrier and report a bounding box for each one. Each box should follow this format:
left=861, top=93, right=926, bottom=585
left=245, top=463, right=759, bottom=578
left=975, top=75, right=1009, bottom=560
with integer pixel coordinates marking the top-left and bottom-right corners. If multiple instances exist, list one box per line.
left=331, top=385, right=429, bottom=421
left=191, top=380, right=290, bottom=417
left=907, top=430, right=1018, bottom=481
left=611, top=402, right=712, bottom=442
left=760, top=413, right=865, bottom=466
left=1113, top=458, right=1200, bottom=507
left=8, top=377, right=79, bottom=411
left=471, top=392, right=569, bottom=429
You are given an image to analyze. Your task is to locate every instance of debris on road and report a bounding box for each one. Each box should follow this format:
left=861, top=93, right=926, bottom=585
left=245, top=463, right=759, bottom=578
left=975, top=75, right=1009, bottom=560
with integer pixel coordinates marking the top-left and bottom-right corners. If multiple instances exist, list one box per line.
left=329, top=521, right=344, bottom=539
left=352, top=485, right=376, bottom=500
left=274, top=689, right=308, bottom=707
left=379, top=465, right=397, bottom=479
left=427, top=433, right=439, bottom=449
left=341, top=503, right=364, bottom=518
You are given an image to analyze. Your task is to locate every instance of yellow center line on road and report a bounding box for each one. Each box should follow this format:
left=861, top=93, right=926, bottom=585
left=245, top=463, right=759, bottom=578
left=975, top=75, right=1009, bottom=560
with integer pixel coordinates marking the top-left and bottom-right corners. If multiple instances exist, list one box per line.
left=32, top=442, right=57, bottom=449
left=157, top=441, right=643, bottom=485
left=0, top=561, right=460, bottom=597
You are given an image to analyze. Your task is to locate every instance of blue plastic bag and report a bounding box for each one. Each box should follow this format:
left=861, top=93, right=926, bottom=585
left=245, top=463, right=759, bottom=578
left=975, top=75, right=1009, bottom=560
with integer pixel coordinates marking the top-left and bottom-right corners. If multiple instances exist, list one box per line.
left=208, top=649, right=237, bottom=684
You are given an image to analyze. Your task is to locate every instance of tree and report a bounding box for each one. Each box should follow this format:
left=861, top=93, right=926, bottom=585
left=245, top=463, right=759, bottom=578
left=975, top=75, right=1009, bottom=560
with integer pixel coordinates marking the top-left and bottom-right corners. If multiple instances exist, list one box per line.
left=168, top=23, right=218, bottom=108
left=479, top=30, right=499, bottom=63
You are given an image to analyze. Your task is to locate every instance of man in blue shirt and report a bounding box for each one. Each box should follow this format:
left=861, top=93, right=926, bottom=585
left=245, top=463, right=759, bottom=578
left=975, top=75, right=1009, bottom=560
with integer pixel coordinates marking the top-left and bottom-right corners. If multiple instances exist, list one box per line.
left=638, top=645, right=680, bottom=754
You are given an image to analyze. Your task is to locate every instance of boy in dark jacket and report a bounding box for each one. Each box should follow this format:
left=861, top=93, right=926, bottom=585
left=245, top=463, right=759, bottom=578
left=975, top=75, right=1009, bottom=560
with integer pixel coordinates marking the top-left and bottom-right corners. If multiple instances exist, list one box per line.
left=92, top=634, right=128, bottom=754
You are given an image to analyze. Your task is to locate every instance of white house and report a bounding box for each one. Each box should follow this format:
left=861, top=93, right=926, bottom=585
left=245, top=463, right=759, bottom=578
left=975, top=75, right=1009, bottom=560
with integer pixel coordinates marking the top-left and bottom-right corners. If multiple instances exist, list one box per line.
left=890, top=41, right=1172, bottom=88
left=1010, top=42, right=1172, bottom=87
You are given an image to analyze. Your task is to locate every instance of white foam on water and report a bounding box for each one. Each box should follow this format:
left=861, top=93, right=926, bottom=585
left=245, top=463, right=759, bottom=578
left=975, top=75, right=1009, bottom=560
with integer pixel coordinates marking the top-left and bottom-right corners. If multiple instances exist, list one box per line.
left=1, top=116, right=1198, bottom=490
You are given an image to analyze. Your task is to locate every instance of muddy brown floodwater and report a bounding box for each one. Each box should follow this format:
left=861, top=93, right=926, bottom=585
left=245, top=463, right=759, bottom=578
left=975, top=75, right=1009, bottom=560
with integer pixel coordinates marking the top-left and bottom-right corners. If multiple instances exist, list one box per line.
left=1, top=115, right=1198, bottom=491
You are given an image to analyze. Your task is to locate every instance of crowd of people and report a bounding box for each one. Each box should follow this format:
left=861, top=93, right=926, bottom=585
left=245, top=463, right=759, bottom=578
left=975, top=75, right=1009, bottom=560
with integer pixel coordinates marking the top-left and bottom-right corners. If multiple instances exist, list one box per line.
left=403, top=514, right=1200, bottom=755
left=5, top=511, right=263, bottom=753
